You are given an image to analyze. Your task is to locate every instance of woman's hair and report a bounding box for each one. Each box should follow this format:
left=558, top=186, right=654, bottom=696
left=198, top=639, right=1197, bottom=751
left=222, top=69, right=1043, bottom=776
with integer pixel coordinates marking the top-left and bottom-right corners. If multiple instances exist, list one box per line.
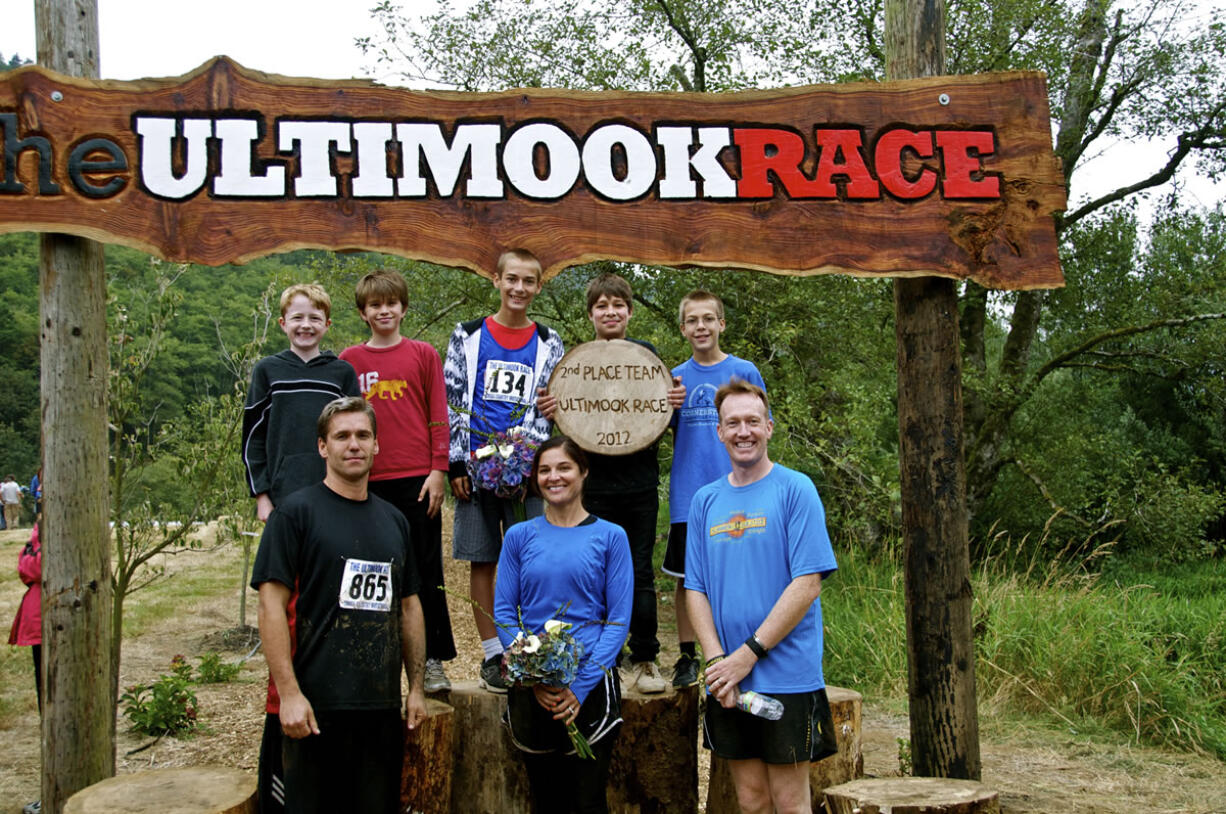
left=528, top=435, right=589, bottom=498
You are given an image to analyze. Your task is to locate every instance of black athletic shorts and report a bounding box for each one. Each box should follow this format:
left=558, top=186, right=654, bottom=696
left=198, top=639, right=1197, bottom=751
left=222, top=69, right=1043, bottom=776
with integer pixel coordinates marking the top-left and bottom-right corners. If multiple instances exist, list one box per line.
left=662, top=522, right=687, bottom=578
left=702, top=687, right=838, bottom=765
left=281, top=708, right=404, bottom=814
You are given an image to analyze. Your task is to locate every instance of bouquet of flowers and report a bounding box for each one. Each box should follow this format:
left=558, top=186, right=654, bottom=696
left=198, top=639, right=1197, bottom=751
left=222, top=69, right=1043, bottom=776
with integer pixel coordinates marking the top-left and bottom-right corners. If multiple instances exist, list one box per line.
left=503, top=618, right=595, bottom=759
left=470, top=426, right=538, bottom=506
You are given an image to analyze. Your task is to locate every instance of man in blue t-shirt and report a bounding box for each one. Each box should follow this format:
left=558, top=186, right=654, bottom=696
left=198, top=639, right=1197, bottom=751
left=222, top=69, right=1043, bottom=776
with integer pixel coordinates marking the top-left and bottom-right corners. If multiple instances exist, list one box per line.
left=664, top=289, right=767, bottom=688
left=686, top=380, right=837, bottom=813
left=445, top=248, right=564, bottom=692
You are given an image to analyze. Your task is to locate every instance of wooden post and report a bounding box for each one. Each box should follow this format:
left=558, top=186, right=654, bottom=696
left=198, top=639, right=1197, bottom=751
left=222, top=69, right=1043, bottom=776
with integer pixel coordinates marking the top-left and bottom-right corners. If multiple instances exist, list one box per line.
left=35, top=1, right=115, bottom=812
left=885, top=0, right=982, bottom=780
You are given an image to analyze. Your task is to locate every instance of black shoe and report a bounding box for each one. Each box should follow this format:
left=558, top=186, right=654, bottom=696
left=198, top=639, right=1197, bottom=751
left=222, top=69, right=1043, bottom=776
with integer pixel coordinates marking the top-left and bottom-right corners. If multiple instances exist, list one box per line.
left=672, top=653, right=700, bottom=688
left=479, top=655, right=509, bottom=693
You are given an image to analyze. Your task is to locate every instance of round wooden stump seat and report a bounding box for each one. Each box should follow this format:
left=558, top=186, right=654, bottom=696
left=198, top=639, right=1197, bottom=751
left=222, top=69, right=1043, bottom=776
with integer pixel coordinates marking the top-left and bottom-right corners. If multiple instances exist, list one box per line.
left=824, top=777, right=999, bottom=814
left=64, top=766, right=256, bottom=814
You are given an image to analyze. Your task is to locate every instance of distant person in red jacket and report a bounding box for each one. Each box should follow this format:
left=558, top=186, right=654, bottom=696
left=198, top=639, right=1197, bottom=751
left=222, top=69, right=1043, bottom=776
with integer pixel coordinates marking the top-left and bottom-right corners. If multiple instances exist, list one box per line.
left=8, top=522, right=41, bottom=713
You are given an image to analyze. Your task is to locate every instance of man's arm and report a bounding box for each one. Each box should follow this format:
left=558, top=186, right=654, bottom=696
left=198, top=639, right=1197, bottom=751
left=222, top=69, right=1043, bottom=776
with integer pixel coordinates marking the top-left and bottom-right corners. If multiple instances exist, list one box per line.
left=692, top=574, right=823, bottom=708
left=400, top=593, right=427, bottom=730
left=685, top=588, right=737, bottom=707
left=257, top=581, right=319, bottom=738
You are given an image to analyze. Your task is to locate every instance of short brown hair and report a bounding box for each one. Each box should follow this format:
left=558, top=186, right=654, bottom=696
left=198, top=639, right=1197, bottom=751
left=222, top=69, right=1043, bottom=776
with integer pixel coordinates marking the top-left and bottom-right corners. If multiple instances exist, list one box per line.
left=528, top=435, right=590, bottom=498
left=678, top=289, right=724, bottom=324
left=316, top=396, right=377, bottom=441
left=280, top=283, right=332, bottom=319
left=354, top=269, right=409, bottom=310
left=715, top=379, right=769, bottom=418
left=496, top=248, right=542, bottom=278
left=585, top=272, right=634, bottom=313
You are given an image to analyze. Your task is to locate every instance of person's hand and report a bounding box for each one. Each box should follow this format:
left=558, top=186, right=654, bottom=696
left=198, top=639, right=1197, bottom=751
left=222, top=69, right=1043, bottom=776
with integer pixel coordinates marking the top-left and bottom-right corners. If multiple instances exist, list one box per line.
left=667, top=376, right=686, bottom=409
left=278, top=690, right=319, bottom=739
left=450, top=475, right=471, bottom=502
left=533, top=684, right=581, bottom=725
left=405, top=687, right=428, bottom=730
left=256, top=493, right=275, bottom=523
left=705, top=647, right=756, bottom=709
left=536, top=387, right=558, bottom=420
left=421, top=471, right=446, bottom=518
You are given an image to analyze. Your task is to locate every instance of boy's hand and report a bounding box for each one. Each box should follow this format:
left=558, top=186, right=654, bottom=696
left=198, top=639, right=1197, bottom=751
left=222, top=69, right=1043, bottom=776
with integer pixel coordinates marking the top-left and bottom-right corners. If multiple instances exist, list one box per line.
left=420, top=471, right=446, bottom=518
left=450, top=475, right=471, bottom=502
left=536, top=387, right=558, bottom=420
left=667, top=376, right=686, bottom=409
left=256, top=493, right=275, bottom=523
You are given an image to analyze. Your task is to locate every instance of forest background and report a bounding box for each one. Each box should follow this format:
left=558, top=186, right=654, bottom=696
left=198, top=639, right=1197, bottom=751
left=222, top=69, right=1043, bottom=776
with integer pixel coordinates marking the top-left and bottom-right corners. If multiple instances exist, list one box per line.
left=0, top=0, right=1224, bottom=768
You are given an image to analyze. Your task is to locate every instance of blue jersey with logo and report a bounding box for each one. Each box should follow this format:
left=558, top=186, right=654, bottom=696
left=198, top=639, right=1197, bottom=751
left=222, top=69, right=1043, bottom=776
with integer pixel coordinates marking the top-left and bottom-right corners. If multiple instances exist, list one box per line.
left=668, top=354, right=767, bottom=522
left=685, top=464, right=837, bottom=693
left=469, top=324, right=538, bottom=452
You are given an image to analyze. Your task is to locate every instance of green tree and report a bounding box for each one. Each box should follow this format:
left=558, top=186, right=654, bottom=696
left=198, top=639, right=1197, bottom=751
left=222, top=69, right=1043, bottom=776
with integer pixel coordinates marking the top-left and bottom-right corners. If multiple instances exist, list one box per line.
left=359, top=0, right=1226, bottom=552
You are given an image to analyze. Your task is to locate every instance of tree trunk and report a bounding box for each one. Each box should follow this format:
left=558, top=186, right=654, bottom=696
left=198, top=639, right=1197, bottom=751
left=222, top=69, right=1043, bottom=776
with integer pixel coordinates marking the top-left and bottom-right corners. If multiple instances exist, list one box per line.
left=885, top=0, right=981, bottom=782
left=36, top=5, right=113, bottom=812
left=608, top=684, right=700, bottom=813
left=824, top=777, right=1000, bottom=814
left=400, top=699, right=455, bottom=814
left=62, top=767, right=256, bottom=814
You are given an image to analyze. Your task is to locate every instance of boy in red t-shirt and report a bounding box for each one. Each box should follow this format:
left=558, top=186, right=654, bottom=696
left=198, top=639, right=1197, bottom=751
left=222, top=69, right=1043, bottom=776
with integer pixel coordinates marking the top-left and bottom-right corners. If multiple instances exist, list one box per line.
left=341, top=269, right=456, bottom=691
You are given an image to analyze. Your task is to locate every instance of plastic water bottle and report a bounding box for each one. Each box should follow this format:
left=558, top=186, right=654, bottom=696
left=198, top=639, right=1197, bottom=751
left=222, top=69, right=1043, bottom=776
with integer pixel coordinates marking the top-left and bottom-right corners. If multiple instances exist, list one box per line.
left=737, top=690, right=784, bottom=720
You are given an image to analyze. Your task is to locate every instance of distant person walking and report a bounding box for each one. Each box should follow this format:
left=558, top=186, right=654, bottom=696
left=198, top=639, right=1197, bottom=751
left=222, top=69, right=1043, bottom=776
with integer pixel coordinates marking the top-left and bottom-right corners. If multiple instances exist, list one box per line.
left=1, top=474, right=22, bottom=529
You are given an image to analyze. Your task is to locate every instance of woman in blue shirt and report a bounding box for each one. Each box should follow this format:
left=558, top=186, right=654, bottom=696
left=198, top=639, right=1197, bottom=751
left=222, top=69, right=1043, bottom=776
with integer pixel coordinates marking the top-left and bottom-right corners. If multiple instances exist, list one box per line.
left=495, top=435, right=633, bottom=813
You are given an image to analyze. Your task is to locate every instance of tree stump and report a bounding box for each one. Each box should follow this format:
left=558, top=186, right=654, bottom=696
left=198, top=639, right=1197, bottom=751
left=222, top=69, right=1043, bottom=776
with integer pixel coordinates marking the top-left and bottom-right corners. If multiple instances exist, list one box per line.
left=706, top=686, right=862, bottom=813
left=63, top=767, right=255, bottom=813
left=608, top=683, right=699, bottom=813
left=439, top=680, right=701, bottom=813
left=436, top=681, right=530, bottom=814
left=824, top=777, right=1000, bottom=814
left=401, top=698, right=455, bottom=814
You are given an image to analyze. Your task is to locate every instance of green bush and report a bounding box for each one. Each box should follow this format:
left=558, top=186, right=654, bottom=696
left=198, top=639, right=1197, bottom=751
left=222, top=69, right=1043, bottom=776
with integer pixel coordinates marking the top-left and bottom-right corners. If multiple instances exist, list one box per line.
left=120, top=668, right=198, bottom=737
left=196, top=652, right=242, bottom=684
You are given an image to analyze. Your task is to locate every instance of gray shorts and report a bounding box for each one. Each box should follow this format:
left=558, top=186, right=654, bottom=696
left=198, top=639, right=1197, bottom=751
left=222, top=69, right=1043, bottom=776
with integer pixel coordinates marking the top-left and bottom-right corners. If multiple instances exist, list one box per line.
left=453, top=488, right=543, bottom=562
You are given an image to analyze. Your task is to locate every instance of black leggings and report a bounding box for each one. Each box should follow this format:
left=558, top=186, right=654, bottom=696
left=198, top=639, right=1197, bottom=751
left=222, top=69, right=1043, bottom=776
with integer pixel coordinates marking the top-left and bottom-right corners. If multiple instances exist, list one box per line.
left=32, top=644, right=42, bottom=714
left=522, top=732, right=617, bottom=814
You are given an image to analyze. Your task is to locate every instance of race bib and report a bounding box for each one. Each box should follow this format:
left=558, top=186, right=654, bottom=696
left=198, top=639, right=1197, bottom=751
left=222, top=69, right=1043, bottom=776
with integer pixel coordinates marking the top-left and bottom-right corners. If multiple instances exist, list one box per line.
left=338, top=559, right=393, bottom=612
left=483, top=359, right=533, bottom=404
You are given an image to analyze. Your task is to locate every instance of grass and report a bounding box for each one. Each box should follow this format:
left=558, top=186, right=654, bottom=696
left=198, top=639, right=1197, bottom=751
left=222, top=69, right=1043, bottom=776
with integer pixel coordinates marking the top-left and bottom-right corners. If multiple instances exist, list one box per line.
left=822, top=540, right=1226, bottom=759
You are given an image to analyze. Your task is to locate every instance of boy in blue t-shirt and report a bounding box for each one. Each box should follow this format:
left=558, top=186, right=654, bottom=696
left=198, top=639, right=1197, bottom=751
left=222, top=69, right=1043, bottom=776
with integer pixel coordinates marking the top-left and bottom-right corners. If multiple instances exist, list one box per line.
left=663, top=290, right=766, bottom=687
left=444, top=249, right=564, bottom=692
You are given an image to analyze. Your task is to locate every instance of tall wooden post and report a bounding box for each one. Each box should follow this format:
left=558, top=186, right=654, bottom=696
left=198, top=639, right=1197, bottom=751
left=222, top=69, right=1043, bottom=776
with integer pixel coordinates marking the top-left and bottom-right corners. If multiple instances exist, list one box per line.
left=35, top=1, right=115, bottom=811
left=885, top=0, right=982, bottom=780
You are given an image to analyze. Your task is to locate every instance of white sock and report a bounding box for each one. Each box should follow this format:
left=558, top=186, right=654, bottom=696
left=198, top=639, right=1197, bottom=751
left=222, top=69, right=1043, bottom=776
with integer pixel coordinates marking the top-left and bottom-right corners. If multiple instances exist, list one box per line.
left=481, top=637, right=502, bottom=661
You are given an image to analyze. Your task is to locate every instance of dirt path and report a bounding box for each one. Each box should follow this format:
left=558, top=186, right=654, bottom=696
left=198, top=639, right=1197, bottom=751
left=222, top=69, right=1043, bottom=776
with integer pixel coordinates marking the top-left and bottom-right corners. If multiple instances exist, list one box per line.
left=2, top=525, right=1224, bottom=813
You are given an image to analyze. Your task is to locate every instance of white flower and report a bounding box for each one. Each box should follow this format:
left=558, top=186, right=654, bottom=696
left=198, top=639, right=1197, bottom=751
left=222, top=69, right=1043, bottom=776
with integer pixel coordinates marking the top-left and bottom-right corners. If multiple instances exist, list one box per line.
left=514, top=630, right=525, bottom=642
left=544, top=619, right=568, bottom=635
left=475, top=444, right=497, bottom=460
left=498, top=444, right=514, bottom=458
left=523, top=634, right=542, bottom=653
left=508, top=426, right=524, bottom=438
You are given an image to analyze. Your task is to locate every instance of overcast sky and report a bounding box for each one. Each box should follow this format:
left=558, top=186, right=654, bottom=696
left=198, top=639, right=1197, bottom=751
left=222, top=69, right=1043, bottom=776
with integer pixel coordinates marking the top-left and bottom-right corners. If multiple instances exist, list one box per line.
left=1, top=0, right=1220, bottom=211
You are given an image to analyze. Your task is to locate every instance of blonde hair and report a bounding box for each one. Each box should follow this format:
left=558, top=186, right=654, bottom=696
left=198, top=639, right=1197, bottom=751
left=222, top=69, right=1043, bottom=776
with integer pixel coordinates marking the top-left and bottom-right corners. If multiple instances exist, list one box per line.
left=678, top=289, right=724, bottom=324
left=280, top=283, right=332, bottom=319
left=496, top=248, right=543, bottom=278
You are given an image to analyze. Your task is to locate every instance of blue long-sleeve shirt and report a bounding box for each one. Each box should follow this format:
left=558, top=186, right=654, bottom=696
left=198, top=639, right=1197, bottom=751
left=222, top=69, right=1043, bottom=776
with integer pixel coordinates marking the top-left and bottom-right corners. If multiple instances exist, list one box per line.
left=494, top=515, right=632, bottom=704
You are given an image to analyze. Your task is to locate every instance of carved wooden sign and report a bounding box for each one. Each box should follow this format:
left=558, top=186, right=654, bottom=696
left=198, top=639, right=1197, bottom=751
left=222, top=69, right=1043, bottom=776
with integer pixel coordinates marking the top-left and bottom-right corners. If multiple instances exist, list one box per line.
left=0, top=58, right=1064, bottom=289
left=547, top=340, right=674, bottom=455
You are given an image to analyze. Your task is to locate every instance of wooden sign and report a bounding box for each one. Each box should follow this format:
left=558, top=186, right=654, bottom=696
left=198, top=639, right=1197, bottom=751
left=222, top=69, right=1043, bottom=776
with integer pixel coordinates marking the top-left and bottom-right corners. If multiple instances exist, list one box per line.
left=0, top=58, right=1065, bottom=289
left=547, top=340, right=674, bottom=455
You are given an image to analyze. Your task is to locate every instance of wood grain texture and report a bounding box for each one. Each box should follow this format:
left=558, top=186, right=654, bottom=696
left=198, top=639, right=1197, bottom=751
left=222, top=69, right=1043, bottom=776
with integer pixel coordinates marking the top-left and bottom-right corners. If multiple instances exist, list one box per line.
left=0, top=58, right=1064, bottom=290
left=62, top=767, right=256, bottom=814
left=824, top=777, right=1000, bottom=814
left=400, top=698, right=455, bottom=814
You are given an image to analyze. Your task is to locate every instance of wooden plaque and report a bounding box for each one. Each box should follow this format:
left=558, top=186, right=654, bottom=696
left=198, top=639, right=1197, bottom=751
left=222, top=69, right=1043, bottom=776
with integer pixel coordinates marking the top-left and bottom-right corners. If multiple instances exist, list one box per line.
left=0, top=58, right=1065, bottom=290
left=547, top=340, right=673, bottom=455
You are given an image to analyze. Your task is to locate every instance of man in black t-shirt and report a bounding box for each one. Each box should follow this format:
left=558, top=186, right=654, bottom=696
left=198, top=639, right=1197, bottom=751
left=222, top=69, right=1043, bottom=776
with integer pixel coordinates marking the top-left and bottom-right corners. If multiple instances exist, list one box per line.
left=253, top=396, right=427, bottom=814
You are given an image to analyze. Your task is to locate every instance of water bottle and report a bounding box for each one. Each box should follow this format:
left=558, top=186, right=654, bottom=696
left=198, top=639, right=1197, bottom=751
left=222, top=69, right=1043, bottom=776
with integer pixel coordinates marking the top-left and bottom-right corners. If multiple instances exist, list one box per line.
left=737, top=690, right=784, bottom=720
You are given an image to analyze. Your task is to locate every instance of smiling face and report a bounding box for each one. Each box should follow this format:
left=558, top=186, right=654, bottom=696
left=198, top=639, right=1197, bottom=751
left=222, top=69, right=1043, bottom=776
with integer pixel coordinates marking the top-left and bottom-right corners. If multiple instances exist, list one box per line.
left=535, top=446, right=587, bottom=509
left=716, top=391, right=773, bottom=471
left=279, top=293, right=331, bottom=359
left=494, top=257, right=543, bottom=322
left=589, top=293, right=631, bottom=340
left=680, top=299, right=725, bottom=356
left=318, top=409, right=379, bottom=485
left=360, top=296, right=407, bottom=340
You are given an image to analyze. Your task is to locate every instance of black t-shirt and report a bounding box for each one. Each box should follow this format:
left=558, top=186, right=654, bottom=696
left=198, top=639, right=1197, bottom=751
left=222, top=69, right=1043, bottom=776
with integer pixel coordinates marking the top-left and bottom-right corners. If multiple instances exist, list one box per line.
left=252, top=482, right=420, bottom=712
left=584, top=338, right=663, bottom=495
